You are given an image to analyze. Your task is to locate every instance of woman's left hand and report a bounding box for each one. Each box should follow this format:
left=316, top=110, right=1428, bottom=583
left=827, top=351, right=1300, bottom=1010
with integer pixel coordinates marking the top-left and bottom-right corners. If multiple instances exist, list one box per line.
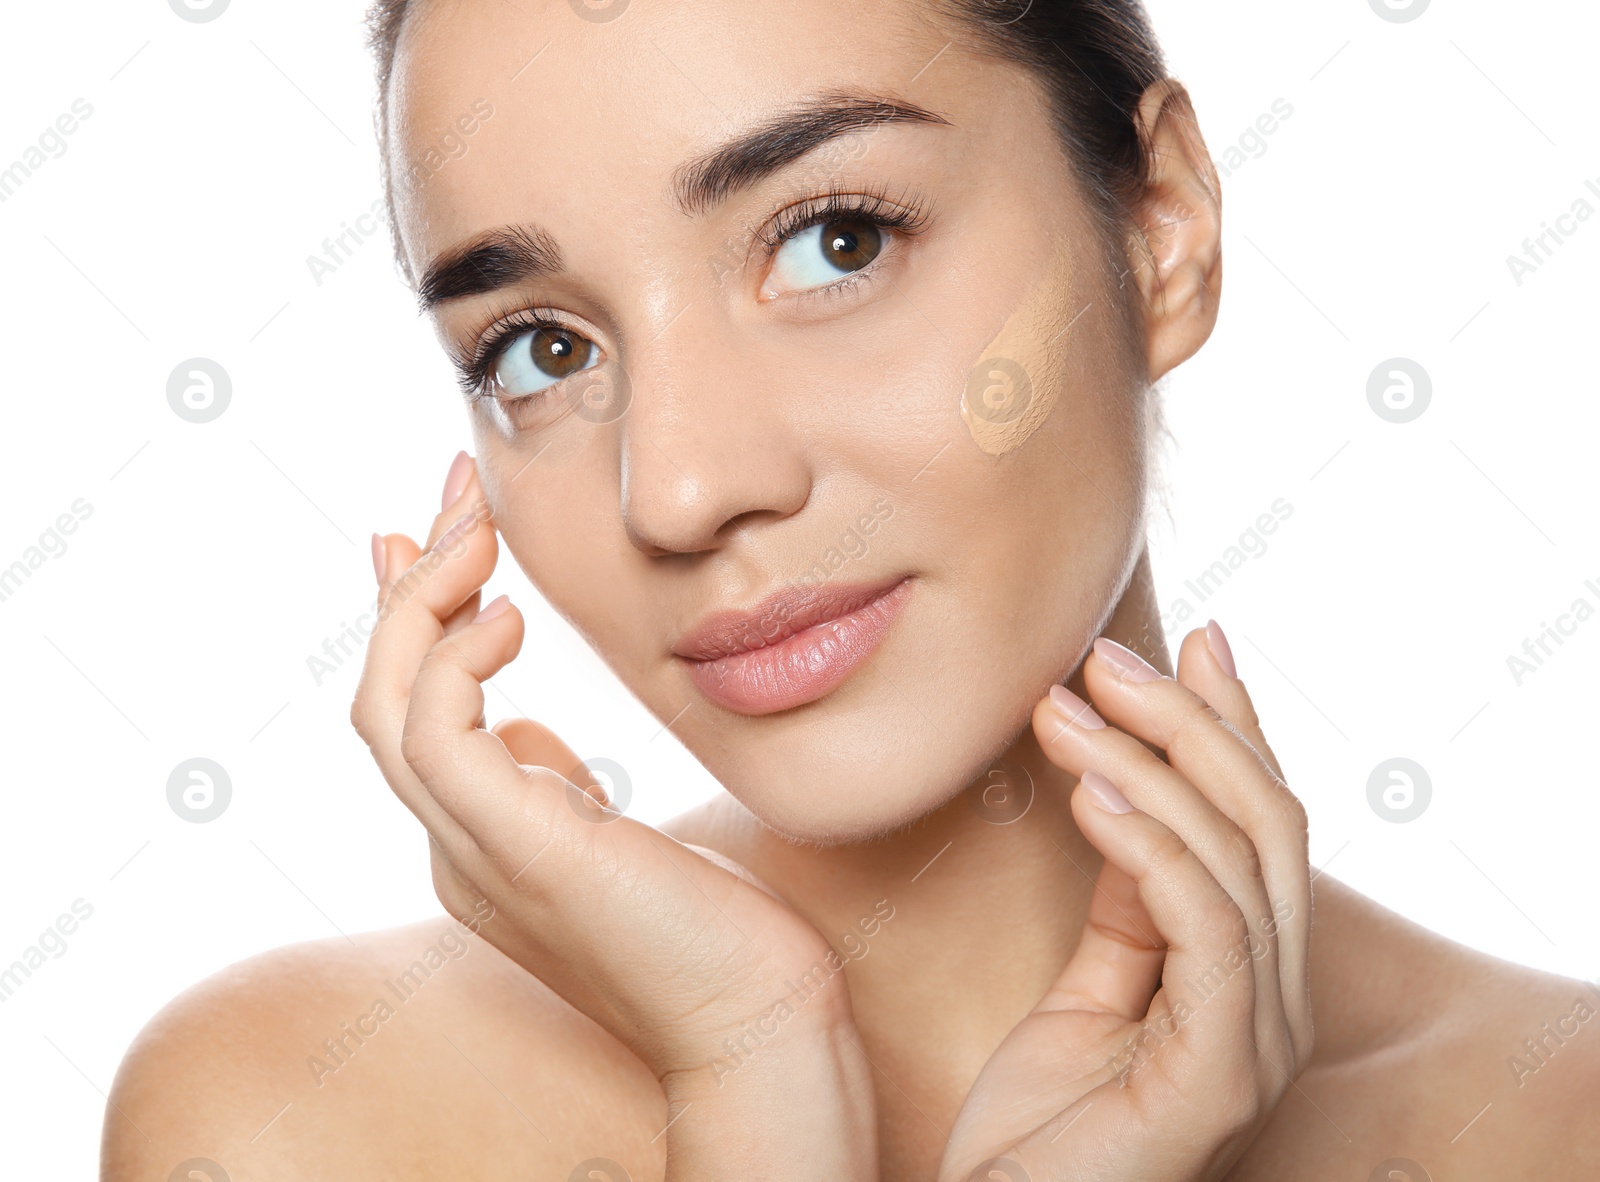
left=938, top=623, right=1314, bottom=1182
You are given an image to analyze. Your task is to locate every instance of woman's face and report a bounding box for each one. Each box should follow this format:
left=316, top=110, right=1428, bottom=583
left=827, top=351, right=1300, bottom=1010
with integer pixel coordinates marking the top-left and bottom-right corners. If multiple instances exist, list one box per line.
left=389, top=0, right=1154, bottom=844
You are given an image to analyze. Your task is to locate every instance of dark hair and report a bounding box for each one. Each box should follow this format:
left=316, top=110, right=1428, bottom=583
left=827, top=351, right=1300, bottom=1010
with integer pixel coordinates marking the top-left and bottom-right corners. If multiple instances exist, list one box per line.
left=364, top=0, right=1169, bottom=289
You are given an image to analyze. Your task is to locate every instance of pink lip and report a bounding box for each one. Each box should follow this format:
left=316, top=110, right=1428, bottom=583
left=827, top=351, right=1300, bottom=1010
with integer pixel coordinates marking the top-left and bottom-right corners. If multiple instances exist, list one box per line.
left=675, top=577, right=913, bottom=715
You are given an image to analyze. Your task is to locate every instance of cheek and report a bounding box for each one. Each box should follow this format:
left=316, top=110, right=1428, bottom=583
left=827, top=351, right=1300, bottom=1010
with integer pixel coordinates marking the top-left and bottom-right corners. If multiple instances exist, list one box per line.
left=475, top=438, right=635, bottom=638
left=958, top=228, right=1082, bottom=457
left=931, top=310, right=1146, bottom=671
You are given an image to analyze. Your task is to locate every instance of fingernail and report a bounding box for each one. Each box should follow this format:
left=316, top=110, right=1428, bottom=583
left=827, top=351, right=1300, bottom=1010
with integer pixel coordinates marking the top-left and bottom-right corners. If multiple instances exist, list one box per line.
left=1205, top=619, right=1237, bottom=678
left=1079, top=770, right=1135, bottom=814
left=370, top=532, right=387, bottom=584
left=1048, top=684, right=1106, bottom=730
left=1093, top=636, right=1165, bottom=683
left=441, top=450, right=474, bottom=511
left=474, top=593, right=512, bottom=623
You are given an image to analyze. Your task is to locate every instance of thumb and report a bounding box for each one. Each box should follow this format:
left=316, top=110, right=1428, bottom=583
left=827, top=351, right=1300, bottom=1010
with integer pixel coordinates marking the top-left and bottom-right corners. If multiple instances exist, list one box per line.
left=492, top=716, right=614, bottom=812
left=1036, top=842, right=1165, bottom=1021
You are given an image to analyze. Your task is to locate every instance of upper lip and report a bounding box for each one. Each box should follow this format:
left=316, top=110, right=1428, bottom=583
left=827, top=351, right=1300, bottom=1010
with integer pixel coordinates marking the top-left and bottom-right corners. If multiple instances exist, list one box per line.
left=673, top=575, right=910, bottom=662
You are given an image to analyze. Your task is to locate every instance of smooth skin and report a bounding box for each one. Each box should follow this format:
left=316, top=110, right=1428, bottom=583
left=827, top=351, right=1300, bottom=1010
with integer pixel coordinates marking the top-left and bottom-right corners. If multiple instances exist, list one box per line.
left=103, top=1, right=1598, bottom=1178
left=362, top=466, right=1308, bottom=1182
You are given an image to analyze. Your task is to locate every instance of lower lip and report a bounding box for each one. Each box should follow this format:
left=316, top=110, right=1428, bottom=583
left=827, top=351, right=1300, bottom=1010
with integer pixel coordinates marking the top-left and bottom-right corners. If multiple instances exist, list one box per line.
left=681, top=579, right=913, bottom=716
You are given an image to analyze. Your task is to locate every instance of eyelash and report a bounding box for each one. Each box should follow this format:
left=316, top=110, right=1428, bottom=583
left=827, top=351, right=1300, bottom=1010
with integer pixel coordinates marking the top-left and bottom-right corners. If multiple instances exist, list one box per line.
left=453, top=183, right=935, bottom=406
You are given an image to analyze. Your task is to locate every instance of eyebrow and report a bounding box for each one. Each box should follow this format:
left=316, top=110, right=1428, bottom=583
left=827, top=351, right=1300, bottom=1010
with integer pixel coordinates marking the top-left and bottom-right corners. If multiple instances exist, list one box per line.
left=670, top=89, right=952, bottom=216
left=416, top=89, right=952, bottom=313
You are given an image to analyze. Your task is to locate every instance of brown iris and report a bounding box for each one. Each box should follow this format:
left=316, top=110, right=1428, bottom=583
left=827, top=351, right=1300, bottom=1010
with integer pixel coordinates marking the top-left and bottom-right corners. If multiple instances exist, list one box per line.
left=819, top=219, right=883, bottom=273
left=525, top=327, right=591, bottom=382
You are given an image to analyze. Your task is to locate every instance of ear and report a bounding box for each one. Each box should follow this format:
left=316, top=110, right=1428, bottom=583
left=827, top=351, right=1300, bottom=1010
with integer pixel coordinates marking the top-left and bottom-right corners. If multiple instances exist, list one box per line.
left=1120, top=80, right=1223, bottom=384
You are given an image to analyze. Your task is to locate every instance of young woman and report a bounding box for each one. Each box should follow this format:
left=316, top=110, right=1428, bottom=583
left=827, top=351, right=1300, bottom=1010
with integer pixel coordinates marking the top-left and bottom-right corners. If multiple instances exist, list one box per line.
left=104, top=1, right=1598, bottom=1178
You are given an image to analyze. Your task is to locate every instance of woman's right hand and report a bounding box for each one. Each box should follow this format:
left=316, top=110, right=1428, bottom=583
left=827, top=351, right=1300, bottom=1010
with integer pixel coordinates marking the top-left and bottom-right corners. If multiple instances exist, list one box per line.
left=350, top=456, right=878, bottom=1179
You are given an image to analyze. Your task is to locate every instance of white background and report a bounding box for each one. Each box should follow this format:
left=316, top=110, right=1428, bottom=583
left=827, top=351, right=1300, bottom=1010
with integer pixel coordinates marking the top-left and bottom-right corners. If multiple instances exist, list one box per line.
left=1, top=0, right=1595, bottom=1173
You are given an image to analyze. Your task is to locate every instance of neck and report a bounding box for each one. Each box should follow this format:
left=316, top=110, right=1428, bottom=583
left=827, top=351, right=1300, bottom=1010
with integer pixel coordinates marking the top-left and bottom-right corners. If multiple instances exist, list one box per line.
left=675, top=549, right=1173, bottom=1092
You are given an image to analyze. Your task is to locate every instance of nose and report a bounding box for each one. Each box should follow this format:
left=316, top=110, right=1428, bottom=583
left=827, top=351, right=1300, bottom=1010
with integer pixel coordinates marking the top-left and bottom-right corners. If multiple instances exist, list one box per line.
left=617, top=319, right=812, bottom=556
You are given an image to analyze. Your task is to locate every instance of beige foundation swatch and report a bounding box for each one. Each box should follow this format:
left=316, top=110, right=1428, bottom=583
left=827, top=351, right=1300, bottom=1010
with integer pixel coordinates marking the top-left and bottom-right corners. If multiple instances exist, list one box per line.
left=960, top=230, right=1079, bottom=456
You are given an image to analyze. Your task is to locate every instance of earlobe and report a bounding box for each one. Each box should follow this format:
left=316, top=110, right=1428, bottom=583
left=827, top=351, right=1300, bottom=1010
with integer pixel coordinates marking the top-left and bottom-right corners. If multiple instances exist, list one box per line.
left=1123, top=80, right=1224, bottom=383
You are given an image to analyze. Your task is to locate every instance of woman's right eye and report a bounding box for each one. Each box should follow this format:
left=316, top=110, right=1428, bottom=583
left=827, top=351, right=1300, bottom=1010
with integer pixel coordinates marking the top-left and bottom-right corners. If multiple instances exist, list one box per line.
left=491, top=325, right=600, bottom=398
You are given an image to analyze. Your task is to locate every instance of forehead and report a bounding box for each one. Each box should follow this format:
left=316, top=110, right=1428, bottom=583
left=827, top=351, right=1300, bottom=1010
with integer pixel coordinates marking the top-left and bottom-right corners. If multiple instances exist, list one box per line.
left=386, top=0, right=1055, bottom=278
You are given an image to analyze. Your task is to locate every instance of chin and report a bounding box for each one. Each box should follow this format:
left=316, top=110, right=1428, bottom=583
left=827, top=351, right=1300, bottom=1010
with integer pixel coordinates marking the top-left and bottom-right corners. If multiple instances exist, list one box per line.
left=666, top=603, right=1062, bottom=848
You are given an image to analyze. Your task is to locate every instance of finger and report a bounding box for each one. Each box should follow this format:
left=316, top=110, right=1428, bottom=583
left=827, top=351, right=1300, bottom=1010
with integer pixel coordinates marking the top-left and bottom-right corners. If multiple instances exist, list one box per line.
left=1035, top=686, right=1291, bottom=1074
left=373, top=456, right=493, bottom=637
left=1182, top=620, right=1285, bottom=782
left=1176, top=621, right=1312, bottom=1069
left=429, top=831, right=490, bottom=929
left=1036, top=740, right=1257, bottom=1076
left=403, top=598, right=636, bottom=886
left=493, top=716, right=611, bottom=811
left=401, top=600, right=803, bottom=1064
left=351, top=462, right=498, bottom=838
left=1038, top=851, right=1166, bottom=1023
left=378, top=533, right=481, bottom=638
left=401, top=595, right=543, bottom=852
left=1086, top=627, right=1311, bottom=1069
left=1083, top=633, right=1303, bottom=911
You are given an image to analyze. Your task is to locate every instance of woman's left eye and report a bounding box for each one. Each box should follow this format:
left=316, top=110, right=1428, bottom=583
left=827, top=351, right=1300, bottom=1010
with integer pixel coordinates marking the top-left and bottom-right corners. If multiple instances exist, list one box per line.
left=762, top=217, right=887, bottom=299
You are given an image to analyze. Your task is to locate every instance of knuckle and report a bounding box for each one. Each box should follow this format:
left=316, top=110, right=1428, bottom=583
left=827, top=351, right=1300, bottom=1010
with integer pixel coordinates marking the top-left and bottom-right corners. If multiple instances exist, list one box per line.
left=1164, top=703, right=1225, bottom=763
left=1281, top=788, right=1310, bottom=838
left=430, top=855, right=465, bottom=909
left=1296, top=1015, right=1317, bottom=1074
left=399, top=714, right=452, bottom=786
left=1211, top=1073, right=1264, bottom=1137
left=348, top=693, right=376, bottom=745
left=1206, top=901, right=1251, bottom=949
left=1145, top=828, right=1194, bottom=878
left=1256, top=782, right=1310, bottom=860
left=1232, top=693, right=1263, bottom=734
left=1227, top=825, right=1264, bottom=882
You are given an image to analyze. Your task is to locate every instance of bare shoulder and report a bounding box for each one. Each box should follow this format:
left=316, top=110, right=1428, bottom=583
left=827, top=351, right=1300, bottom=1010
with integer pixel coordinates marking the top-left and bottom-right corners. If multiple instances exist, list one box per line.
left=102, top=917, right=667, bottom=1181
left=1233, top=876, right=1600, bottom=1181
